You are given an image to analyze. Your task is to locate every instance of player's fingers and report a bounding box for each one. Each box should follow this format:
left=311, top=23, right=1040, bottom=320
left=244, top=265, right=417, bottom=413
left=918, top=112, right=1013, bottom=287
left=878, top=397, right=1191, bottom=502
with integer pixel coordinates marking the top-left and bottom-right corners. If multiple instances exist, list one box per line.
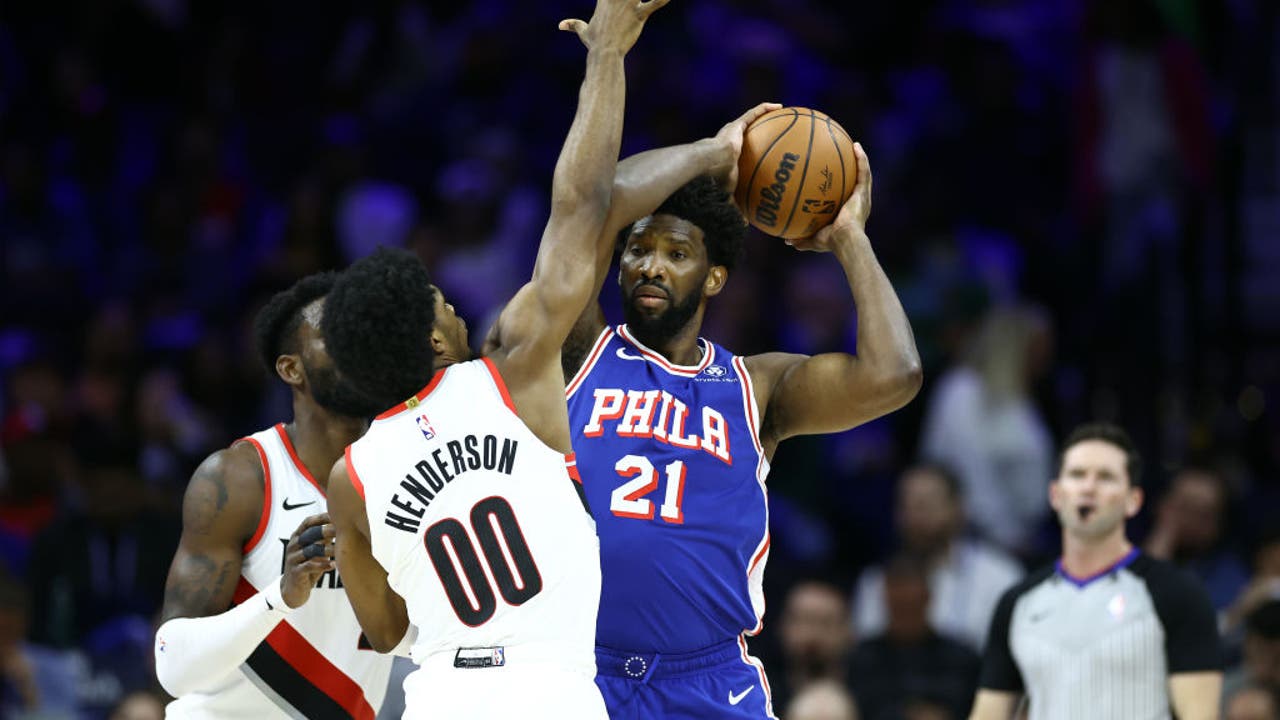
left=740, top=101, right=782, bottom=125
left=854, top=142, right=872, bottom=196
left=558, top=18, right=587, bottom=36
left=637, top=0, right=670, bottom=19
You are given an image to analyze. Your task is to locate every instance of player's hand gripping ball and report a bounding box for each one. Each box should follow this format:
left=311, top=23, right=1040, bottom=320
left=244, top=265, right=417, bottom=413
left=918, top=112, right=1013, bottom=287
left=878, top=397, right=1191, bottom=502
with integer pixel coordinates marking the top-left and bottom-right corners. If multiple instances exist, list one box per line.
left=735, top=107, right=858, bottom=240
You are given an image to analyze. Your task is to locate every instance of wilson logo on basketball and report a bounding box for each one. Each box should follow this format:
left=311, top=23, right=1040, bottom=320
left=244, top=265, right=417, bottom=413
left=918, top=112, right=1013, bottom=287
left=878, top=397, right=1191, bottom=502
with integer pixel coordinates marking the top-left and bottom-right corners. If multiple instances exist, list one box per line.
left=755, top=152, right=801, bottom=228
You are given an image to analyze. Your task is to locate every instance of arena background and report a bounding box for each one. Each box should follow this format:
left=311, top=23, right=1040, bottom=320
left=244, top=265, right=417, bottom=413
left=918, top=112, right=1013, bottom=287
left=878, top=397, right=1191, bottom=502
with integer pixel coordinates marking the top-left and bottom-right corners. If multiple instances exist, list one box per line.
left=0, top=0, right=1277, bottom=717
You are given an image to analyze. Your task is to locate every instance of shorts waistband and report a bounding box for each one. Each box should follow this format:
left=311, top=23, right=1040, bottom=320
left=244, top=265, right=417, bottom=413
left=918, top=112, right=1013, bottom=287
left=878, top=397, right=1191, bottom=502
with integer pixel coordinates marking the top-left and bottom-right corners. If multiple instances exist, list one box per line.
left=595, top=639, right=741, bottom=681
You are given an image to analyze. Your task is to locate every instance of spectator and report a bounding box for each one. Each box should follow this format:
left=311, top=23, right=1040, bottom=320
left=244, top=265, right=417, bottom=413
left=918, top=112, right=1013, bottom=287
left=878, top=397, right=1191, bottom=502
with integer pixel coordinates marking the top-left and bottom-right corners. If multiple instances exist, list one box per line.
left=848, top=555, right=980, bottom=720
left=1225, top=684, right=1280, bottom=720
left=773, top=579, right=856, bottom=713
left=1224, top=600, right=1280, bottom=705
left=1146, top=467, right=1251, bottom=611
left=854, top=463, right=1023, bottom=652
left=919, top=304, right=1055, bottom=555
left=787, top=678, right=860, bottom=720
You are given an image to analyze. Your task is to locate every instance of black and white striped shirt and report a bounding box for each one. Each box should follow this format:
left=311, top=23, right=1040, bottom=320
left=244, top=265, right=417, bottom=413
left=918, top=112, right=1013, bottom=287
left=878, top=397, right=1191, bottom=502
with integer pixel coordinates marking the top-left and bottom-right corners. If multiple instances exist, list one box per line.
left=978, top=550, right=1220, bottom=720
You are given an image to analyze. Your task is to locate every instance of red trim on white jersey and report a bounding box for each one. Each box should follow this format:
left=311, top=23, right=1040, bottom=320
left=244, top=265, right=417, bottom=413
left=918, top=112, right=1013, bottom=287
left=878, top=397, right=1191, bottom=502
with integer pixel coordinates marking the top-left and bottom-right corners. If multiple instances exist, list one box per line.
left=565, top=327, right=614, bottom=400
left=564, top=453, right=581, bottom=484
left=267, top=614, right=376, bottom=720
left=344, top=445, right=365, bottom=501
left=480, top=357, right=517, bottom=413
left=616, top=325, right=715, bottom=376
left=374, top=367, right=447, bottom=421
left=737, top=635, right=778, bottom=719
left=274, top=424, right=323, bottom=496
left=240, top=437, right=273, bottom=554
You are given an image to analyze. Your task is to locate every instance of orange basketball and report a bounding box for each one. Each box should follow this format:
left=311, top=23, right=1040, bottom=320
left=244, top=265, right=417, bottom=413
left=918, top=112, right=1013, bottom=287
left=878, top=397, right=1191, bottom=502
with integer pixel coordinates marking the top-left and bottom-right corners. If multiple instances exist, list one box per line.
left=735, top=107, right=857, bottom=239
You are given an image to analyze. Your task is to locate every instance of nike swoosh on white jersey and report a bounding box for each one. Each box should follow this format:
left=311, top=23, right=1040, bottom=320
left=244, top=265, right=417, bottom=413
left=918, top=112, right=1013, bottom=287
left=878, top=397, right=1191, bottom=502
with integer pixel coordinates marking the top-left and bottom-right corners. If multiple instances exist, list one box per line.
left=616, top=348, right=646, bottom=362
left=728, top=686, right=755, bottom=706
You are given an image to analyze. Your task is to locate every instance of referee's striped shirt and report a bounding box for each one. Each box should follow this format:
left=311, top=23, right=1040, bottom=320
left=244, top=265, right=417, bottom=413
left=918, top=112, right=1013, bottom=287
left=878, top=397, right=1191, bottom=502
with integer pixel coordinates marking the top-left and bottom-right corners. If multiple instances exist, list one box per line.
left=978, top=549, right=1220, bottom=720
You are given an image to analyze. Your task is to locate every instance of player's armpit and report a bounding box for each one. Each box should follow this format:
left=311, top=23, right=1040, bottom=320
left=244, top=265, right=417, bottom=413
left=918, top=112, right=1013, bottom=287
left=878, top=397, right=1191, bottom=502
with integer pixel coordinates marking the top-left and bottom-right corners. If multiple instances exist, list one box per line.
left=1168, top=671, right=1222, bottom=720
left=159, top=445, right=265, bottom=624
left=967, top=690, right=1019, bottom=720
left=328, top=459, right=410, bottom=653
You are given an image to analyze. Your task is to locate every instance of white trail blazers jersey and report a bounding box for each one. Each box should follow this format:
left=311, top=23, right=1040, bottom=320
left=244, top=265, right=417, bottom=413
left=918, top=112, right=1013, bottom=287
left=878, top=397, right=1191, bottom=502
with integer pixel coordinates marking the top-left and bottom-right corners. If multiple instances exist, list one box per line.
left=166, top=424, right=392, bottom=720
left=345, top=358, right=601, bottom=675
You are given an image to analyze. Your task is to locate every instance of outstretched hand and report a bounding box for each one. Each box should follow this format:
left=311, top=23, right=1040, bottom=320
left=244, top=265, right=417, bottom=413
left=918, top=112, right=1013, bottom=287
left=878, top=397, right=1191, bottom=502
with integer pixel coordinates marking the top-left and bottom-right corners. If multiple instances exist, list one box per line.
left=787, top=142, right=873, bottom=252
left=714, top=102, right=782, bottom=195
left=559, top=0, right=671, bottom=54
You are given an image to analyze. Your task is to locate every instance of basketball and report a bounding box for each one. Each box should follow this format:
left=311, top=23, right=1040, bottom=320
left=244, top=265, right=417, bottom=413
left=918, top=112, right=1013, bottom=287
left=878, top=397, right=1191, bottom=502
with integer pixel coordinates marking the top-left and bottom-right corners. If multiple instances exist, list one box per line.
left=735, top=107, right=858, bottom=239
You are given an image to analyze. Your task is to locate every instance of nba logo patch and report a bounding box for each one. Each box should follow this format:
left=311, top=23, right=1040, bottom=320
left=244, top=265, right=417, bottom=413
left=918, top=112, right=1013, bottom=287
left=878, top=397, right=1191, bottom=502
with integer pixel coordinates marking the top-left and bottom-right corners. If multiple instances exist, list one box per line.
left=416, top=414, right=436, bottom=440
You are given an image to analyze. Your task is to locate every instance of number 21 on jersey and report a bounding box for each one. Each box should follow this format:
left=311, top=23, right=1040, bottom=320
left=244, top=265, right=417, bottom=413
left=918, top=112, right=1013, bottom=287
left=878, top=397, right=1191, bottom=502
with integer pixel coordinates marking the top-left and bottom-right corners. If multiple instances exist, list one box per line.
left=611, top=455, right=686, bottom=523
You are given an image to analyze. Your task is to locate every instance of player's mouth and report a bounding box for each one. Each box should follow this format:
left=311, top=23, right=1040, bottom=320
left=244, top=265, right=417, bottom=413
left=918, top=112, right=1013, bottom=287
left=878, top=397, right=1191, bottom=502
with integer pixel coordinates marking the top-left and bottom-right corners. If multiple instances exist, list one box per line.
left=1077, top=504, right=1096, bottom=521
left=633, top=285, right=670, bottom=309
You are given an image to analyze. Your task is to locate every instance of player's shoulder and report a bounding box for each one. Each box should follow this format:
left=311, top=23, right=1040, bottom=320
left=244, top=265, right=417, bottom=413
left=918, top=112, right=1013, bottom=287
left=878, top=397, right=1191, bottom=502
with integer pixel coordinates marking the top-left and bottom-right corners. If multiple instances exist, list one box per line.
left=197, top=441, right=265, bottom=486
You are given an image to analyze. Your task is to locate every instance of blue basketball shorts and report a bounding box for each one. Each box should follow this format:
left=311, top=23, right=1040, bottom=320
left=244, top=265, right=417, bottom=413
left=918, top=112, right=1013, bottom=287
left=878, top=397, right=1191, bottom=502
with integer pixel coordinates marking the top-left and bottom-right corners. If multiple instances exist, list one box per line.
left=594, top=638, right=777, bottom=719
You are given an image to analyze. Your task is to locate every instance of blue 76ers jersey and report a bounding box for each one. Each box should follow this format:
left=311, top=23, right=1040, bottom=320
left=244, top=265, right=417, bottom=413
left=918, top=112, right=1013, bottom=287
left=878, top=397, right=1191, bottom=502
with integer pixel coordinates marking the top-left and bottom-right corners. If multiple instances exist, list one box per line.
left=566, top=325, right=771, bottom=653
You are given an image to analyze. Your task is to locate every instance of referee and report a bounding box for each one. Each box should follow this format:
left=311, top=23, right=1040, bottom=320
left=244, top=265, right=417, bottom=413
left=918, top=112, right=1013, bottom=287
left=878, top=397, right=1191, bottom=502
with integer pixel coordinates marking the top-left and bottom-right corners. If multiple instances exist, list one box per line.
left=968, top=423, right=1222, bottom=720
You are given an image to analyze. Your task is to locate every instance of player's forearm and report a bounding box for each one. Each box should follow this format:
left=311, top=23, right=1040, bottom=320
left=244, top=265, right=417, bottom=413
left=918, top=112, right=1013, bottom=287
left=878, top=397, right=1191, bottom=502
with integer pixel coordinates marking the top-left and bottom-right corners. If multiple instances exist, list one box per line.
left=154, top=577, right=291, bottom=696
left=548, top=47, right=626, bottom=229
left=834, top=230, right=922, bottom=406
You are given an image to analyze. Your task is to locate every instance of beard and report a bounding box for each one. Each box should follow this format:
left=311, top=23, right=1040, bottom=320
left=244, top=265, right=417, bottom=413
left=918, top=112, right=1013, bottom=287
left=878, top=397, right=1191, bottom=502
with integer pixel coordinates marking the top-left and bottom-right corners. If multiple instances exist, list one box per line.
left=307, top=362, right=384, bottom=418
left=622, top=278, right=703, bottom=348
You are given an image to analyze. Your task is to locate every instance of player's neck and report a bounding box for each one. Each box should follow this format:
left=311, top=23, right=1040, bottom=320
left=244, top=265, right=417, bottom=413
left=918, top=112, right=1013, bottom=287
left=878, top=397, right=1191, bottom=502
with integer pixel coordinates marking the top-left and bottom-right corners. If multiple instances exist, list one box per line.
left=287, top=403, right=368, bottom=489
left=628, top=322, right=705, bottom=367
left=1060, top=531, right=1133, bottom=579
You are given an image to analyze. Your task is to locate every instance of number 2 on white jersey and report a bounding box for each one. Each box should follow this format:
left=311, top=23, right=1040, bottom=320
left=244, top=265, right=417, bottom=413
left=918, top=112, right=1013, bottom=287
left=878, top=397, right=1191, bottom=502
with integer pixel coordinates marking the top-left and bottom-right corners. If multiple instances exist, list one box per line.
left=611, top=455, right=686, bottom=523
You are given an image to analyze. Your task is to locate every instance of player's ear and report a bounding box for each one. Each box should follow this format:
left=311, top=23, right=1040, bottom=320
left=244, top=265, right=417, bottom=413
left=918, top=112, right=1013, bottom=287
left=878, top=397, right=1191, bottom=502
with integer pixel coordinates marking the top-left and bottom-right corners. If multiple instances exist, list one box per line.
left=1047, top=479, right=1062, bottom=511
left=704, top=266, right=728, bottom=297
left=276, top=354, right=305, bottom=387
left=429, top=328, right=448, bottom=356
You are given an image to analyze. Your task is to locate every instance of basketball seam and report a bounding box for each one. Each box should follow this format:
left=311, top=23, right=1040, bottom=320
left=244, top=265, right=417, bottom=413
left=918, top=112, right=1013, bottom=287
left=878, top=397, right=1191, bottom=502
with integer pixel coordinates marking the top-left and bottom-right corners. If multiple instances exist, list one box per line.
left=741, top=108, right=799, bottom=225
left=779, top=108, right=817, bottom=238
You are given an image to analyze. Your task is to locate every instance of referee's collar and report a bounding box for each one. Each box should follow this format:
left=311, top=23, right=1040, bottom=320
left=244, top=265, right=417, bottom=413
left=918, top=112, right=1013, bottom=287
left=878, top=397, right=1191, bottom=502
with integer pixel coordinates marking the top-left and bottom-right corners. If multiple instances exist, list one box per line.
left=1054, top=547, right=1141, bottom=588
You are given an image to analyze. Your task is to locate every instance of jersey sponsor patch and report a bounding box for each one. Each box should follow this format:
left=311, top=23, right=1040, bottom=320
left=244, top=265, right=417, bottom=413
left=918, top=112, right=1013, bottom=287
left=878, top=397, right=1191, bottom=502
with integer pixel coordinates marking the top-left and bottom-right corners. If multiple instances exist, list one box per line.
left=453, top=646, right=506, bottom=669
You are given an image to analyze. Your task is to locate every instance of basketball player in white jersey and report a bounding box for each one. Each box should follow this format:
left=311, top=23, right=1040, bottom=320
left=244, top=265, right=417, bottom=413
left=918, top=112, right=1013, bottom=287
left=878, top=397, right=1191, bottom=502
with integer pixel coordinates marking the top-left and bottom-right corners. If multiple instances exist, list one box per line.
left=319, top=1, right=668, bottom=717
left=154, top=273, right=398, bottom=719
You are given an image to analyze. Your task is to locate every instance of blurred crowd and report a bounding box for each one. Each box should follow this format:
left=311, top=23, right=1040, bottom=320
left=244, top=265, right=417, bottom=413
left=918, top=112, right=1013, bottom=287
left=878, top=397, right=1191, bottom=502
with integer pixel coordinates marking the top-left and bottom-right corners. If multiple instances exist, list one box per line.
left=1, top=0, right=1278, bottom=718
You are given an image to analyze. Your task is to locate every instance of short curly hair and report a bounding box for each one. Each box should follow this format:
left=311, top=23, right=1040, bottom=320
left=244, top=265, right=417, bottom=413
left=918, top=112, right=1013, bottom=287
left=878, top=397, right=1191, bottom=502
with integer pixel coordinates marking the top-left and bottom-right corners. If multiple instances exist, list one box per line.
left=619, top=175, right=746, bottom=270
left=321, top=247, right=438, bottom=408
left=253, top=271, right=339, bottom=375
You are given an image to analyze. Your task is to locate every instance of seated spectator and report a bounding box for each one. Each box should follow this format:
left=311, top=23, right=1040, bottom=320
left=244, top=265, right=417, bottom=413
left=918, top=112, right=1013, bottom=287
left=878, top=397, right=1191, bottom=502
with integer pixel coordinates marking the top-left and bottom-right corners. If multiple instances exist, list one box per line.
left=1146, top=467, right=1251, bottom=611
left=773, top=579, right=856, bottom=713
left=854, top=464, right=1023, bottom=652
left=787, top=678, right=860, bottom=720
left=0, top=569, right=78, bottom=719
left=1225, top=527, right=1280, bottom=646
left=1225, top=684, right=1279, bottom=720
left=847, top=555, right=980, bottom=720
left=1224, top=600, right=1280, bottom=704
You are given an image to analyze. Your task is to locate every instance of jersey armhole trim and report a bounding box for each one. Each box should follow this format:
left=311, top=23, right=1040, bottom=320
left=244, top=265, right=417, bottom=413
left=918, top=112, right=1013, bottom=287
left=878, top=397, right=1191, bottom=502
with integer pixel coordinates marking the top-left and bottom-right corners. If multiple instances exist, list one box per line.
left=240, top=437, right=273, bottom=554
left=732, top=356, right=766, bottom=460
left=565, top=327, right=614, bottom=400
left=481, top=356, right=518, bottom=413
left=345, top=445, right=366, bottom=501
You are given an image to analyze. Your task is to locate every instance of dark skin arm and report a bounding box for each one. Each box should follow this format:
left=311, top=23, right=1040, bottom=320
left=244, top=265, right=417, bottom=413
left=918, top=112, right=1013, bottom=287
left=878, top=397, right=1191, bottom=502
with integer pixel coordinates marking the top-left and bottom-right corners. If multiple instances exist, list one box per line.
left=160, top=444, right=337, bottom=623
left=487, top=0, right=668, bottom=453
left=561, top=103, right=780, bottom=378
left=746, top=144, right=923, bottom=459
left=328, top=461, right=410, bottom=653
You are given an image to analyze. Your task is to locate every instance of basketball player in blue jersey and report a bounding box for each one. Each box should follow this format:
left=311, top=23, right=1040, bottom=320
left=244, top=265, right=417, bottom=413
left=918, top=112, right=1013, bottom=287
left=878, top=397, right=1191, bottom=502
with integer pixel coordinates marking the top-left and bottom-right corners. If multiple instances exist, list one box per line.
left=155, top=273, right=399, bottom=718
left=560, top=132, right=922, bottom=718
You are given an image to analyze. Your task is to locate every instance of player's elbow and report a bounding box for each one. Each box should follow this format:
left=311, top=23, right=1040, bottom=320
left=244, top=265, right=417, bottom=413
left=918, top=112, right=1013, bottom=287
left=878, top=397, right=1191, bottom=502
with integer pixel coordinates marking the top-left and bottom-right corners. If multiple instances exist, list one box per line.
left=154, top=620, right=198, bottom=697
left=872, top=357, right=922, bottom=412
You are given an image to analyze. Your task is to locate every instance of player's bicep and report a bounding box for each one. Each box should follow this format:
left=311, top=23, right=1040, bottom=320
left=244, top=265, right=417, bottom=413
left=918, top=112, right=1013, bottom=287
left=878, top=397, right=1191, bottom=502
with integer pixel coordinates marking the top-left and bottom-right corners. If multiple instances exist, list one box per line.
left=160, top=449, right=262, bottom=623
left=764, top=351, right=907, bottom=442
left=329, top=461, right=409, bottom=653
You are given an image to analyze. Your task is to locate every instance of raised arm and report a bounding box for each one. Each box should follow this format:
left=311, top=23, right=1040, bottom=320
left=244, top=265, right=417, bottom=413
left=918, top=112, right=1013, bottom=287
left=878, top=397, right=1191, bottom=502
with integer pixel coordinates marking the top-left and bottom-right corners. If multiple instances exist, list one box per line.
left=155, top=445, right=335, bottom=696
left=562, top=103, right=780, bottom=377
left=746, top=144, right=922, bottom=457
left=487, top=0, right=668, bottom=448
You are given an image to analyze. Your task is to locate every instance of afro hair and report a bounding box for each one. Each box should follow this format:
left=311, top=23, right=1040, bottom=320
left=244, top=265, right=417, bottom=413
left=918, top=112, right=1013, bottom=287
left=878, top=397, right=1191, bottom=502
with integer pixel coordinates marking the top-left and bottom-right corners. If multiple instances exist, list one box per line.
left=253, top=271, right=339, bottom=375
left=321, top=247, right=438, bottom=408
left=619, top=175, right=747, bottom=270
